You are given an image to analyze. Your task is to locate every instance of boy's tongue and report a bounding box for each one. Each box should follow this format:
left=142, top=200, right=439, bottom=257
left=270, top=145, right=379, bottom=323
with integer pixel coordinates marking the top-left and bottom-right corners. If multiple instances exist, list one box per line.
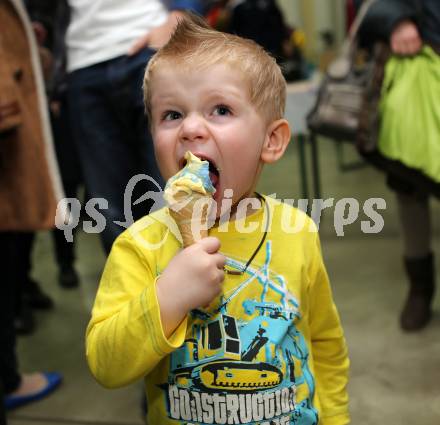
left=209, top=170, right=219, bottom=189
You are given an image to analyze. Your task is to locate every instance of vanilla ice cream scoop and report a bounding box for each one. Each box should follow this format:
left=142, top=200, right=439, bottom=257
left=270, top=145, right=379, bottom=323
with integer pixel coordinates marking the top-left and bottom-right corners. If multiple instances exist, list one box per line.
left=164, top=152, right=216, bottom=246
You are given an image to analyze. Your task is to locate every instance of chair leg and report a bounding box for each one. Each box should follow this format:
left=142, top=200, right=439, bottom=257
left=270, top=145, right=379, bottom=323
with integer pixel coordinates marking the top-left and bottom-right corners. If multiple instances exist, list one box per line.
left=296, top=134, right=309, bottom=200
left=310, top=132, right=321, bottom=200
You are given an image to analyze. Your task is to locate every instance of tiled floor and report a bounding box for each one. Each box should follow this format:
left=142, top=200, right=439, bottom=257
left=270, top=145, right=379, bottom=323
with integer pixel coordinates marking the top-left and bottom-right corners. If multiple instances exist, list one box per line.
left=7, top=136, right=440, bottom=425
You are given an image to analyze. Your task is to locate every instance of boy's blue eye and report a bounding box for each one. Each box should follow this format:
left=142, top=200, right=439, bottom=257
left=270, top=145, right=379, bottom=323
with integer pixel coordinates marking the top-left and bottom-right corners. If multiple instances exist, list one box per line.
left=213, top=105, right=231, bottom=116
left=163, top=111, right=181, bottom=121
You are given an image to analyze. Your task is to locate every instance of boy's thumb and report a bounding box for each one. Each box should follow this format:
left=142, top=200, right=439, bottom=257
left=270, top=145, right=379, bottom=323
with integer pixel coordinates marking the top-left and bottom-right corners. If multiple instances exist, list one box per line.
left=198, top=236, right=221, bottom=254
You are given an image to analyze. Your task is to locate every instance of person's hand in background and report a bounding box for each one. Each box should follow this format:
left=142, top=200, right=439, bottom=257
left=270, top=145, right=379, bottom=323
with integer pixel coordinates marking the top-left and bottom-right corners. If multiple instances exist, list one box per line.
left=128, top=10, right=186, bottom=55
left=390, top=20, right=422, bottom=56
left=31, top=21, right=53, bottom=82
left=32, top=21, right=47, bottom=45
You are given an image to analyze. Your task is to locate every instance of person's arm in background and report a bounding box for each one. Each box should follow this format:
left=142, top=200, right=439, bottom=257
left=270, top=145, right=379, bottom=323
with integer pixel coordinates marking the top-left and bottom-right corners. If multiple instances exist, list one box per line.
left=23, top=0, right=65, bottom=85
left=24, top=0, right=70, bottom=105
left=25, top=0, right=60, bottom=43
left=128, top=0, right=204, bottom=55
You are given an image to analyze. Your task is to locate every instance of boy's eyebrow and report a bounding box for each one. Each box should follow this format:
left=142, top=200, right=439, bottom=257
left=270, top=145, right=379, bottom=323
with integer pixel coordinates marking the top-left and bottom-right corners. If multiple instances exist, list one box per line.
left=207, top=91, right=239, bottom=99
left=153, top=88, right=244, bottom=106
left=151, top=92, right=182, bottom=106
left=204, top=87, right=244, bottom=102
left=153, top=94, right=177, bottom=102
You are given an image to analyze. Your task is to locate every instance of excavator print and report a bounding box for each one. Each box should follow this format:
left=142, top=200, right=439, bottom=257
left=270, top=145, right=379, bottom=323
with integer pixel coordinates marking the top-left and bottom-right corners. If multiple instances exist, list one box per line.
left=169, top=300, right=314, bottom=397
left=165, top=241, right=319, bottom=424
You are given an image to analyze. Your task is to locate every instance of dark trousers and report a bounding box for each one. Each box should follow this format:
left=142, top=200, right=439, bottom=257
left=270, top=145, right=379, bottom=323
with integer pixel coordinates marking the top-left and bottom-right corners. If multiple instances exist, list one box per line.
left=68, top=48, right=164, bottom=253
left=51, top=95, right=81, bottom=267
left=13, top=232, right=33, bottom=317
left=51, top=185, right=77, bottom=269
left=0, top=233, right=21, bottom=397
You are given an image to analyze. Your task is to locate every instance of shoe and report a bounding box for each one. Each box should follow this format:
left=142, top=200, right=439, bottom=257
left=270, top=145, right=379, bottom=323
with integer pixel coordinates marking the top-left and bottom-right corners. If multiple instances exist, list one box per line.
left=400, top=253, right=435, bottom=331
left=25, top=278, right=54, bottom=310
left=5, top=372, right=62, bottom=410
left=58, top=265, right=79, bottom=289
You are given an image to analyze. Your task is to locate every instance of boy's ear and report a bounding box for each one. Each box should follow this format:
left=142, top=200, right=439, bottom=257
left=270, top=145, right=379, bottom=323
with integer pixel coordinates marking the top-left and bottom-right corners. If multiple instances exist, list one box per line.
left=260, top=119, right=291, bottom=164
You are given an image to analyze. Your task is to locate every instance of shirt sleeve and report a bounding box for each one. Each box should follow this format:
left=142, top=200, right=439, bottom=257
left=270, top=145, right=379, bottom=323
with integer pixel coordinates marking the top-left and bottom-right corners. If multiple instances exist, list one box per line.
left=85, top=232, right=187, bottom=388
left=308, top=232, right=350, bottom=425
left=169, top=0, right=204, bottom=14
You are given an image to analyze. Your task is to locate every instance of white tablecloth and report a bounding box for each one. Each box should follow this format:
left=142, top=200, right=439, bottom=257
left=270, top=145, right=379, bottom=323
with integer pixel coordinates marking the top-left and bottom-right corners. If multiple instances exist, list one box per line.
left=284, top=79, right=319, bottom=135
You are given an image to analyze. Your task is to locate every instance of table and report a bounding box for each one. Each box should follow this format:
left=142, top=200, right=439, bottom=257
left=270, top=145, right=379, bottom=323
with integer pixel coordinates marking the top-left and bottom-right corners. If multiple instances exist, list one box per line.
left=284, top=80, right=321, bottom=200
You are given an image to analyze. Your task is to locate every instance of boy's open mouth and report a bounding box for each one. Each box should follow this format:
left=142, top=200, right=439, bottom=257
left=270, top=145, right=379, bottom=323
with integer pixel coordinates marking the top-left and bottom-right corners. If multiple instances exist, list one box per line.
left=208, top=160, right=220, bottom=189
left=180, top=154, right=220, bottom=190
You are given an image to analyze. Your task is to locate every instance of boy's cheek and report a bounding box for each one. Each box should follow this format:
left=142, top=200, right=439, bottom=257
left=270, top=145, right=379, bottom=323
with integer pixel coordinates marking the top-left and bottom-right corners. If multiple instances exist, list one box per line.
left=155, top=154, right=177, bottom=181
left=150, top=125, right=159, bottom=139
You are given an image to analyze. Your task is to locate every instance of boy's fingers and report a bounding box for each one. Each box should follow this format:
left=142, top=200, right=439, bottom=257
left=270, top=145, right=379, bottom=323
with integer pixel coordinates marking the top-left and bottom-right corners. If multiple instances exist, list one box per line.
left=213, top=253, right=226, bottom=269
left=198, top=236, right=221, bottom=254
left=218, top=268, right=225, bottom=283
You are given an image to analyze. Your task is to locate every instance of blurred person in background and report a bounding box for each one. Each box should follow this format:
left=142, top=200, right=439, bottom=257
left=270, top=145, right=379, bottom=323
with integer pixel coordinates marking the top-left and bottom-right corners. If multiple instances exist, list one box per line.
left=227, top=0, right=288, bottom=62
left=28, top=2, right=82, bottom=290
left=11, top=1, right=82, bottom=338
left=29, top=0, right=205, bottom=255
left=360, top=0, right=440, bottom=331
left=206, top=0, right=308, bottom=81
left=0, top=0, right=65, bottom=415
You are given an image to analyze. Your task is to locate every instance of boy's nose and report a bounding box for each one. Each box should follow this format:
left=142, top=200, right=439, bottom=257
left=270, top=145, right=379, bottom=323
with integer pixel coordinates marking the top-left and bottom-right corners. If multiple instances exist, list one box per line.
left=179, top=114, right=209, bottom=143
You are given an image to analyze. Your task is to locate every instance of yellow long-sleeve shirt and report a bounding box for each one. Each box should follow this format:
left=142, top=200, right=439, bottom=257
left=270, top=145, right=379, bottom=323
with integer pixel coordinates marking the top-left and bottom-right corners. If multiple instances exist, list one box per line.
left=86, top=196, right=350, bottom=425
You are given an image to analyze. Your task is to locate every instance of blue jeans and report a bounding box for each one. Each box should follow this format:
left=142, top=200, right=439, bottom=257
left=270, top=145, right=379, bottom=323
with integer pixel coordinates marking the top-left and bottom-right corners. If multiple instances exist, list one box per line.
left=68, top=49, right=163, bottom=253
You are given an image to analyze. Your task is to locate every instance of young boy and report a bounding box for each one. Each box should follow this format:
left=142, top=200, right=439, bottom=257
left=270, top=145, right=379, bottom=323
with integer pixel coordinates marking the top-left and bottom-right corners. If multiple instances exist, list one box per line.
left=86, top=15, right=350, bottom=425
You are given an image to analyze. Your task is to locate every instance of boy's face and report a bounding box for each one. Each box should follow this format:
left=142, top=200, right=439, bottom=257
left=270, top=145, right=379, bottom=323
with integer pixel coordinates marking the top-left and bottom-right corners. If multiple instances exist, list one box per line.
left=150, top=62, right=272, bottom=214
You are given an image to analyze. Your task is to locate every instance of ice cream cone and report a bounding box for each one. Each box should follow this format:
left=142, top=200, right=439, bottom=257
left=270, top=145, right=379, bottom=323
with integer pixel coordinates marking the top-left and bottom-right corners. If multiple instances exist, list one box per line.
left=168, top=190, right=212, bottom=247
left=164, top=151, right=216, bottom=246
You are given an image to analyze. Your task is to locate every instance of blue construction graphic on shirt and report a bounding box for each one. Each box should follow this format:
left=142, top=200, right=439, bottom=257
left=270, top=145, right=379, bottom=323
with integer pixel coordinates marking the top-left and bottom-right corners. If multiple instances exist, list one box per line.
left=161, top=241, right=319, bottom=425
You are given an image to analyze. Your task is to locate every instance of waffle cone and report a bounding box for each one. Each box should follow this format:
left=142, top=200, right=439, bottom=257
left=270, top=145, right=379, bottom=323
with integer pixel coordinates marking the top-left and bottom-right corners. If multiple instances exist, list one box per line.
left=168, top=191, right=212, bottom=247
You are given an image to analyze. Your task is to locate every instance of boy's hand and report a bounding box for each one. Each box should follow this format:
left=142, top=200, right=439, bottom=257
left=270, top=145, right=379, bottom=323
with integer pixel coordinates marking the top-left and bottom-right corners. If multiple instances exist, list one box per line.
left=156, top=237, right=225, bottom=337
left=390, top=20, right=422, bottom=56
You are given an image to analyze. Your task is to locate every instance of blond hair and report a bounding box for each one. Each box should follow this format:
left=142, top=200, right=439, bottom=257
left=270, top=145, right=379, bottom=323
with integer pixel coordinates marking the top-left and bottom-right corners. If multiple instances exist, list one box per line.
left=143, top=13, right=286, bottom=124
